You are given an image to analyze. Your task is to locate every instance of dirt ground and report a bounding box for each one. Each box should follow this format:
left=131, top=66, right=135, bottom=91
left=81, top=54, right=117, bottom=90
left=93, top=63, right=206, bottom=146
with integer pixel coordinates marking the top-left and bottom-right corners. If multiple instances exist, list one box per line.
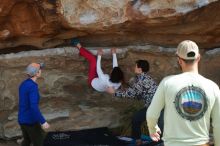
left=0, top=140, right=19, bottom=146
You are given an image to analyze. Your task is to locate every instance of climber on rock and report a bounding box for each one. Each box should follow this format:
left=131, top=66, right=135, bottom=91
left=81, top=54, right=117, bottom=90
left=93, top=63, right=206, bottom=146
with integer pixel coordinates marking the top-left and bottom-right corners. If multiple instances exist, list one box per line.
left=71, top=38, right=124, bottom=92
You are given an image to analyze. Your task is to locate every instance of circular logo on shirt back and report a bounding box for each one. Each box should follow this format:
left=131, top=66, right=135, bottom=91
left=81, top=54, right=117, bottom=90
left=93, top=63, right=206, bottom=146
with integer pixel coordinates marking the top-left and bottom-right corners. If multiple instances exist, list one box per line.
left=174, top=86, right=208, bottom=121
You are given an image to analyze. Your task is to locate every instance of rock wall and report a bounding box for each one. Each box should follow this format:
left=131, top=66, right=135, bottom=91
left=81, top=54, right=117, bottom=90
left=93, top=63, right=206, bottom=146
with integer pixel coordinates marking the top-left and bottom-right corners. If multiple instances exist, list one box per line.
left=0, top=0, right=220, bottom=52
left=0, top=45, right=220, bottom=139
left=0, top=0, right=220, bottom=140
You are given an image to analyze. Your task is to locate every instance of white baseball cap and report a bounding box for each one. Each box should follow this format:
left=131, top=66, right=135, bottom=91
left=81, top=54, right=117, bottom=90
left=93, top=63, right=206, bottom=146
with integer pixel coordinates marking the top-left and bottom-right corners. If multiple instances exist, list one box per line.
left=176, top=40, right=199, bottom=60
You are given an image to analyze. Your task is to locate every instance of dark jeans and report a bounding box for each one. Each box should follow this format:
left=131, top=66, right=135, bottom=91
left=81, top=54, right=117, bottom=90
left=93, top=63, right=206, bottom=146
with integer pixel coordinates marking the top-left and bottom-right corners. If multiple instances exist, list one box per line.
left=20, top=123, right=46, bottom=146
left=131, top=107, right=164, bottom=140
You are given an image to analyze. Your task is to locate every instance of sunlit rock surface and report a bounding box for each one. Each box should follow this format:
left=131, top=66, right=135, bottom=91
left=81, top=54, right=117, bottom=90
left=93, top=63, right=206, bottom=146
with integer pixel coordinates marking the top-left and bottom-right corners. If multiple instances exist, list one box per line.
left=0, top=0, right=219, bottom=51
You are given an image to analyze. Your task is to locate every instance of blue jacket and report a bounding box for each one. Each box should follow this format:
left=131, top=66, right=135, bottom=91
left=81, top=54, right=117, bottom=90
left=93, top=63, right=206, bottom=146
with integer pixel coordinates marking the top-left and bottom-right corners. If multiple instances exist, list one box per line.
left=18, top=78, right=46, bottom=125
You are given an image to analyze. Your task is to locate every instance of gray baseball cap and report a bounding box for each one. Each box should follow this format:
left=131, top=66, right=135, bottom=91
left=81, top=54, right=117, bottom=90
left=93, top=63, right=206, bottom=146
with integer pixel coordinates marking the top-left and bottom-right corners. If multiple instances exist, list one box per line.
left=26, top=62, right=44, bottom=76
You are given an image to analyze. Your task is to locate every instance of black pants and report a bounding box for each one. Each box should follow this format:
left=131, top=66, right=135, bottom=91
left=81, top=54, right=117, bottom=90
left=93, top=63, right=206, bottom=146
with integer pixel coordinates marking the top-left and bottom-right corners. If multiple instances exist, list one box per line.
left=20, top=123, right=46, bottom=146
left=131, top=107, right=164, bottom=140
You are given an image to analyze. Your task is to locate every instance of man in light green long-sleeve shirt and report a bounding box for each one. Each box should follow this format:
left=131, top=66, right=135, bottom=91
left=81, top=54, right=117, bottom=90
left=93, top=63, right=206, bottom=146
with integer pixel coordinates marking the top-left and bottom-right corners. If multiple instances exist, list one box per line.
left=147, top=40, right=220, bottom=146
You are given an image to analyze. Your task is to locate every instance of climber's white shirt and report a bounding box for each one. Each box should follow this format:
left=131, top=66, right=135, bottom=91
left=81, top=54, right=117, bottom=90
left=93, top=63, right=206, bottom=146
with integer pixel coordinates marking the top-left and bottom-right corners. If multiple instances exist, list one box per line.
left=147, top=72, right=220, bottom=146
left=91, top=54, right=121, bottom=92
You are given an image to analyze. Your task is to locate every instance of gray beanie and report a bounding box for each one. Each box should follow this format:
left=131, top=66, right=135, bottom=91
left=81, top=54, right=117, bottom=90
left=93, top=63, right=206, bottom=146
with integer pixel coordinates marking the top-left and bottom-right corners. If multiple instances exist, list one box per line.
left=26, top=63, right=44, bottom=76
